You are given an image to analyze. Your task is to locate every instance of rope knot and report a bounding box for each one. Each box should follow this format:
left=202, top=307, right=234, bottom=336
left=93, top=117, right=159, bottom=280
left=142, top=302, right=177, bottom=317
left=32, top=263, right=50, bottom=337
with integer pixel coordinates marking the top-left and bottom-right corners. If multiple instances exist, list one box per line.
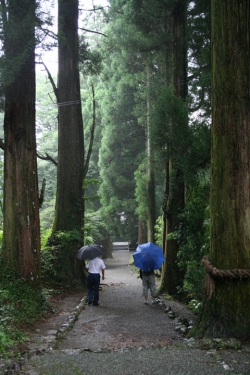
left=201, top=256, right=250, bottom=299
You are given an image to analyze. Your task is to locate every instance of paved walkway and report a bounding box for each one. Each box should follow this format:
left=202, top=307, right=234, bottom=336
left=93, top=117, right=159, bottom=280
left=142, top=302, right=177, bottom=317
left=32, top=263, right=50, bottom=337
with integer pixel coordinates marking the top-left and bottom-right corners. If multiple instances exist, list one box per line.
left=19, top=251, right=250, bottom=374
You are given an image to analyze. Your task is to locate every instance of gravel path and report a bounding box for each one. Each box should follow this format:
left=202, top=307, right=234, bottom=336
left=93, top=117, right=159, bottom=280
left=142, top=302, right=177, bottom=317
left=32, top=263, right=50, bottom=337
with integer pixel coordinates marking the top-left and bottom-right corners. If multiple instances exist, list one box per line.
left=16, top=251, right=250, bottom=375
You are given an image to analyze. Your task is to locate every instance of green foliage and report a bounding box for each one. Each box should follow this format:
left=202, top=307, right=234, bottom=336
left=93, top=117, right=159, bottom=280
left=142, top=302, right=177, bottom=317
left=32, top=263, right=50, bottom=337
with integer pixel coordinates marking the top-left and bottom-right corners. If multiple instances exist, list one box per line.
left=41, top=246, right=60, bottom=285
left=0, top=230, right=3, bottom=249
left=53, top=229, right=82, bottom=246
left=176, top=174, right=210, bottom=299
left=0, top=2, right=38, bottom=89
left=41, top=230, right=82, bottom=288
left=0, top=329, right=13, bottom=354
left=84, top=211, right=110, bottom=244
left=152, top=86, right=189, bottom=166
left=134, top=160, right=148, bottom=222
left=79, top=36, right=102, bottom=75
left=84, top=178, right=101, bottom=213
left=40, top=227, right=52, bottom=248
left=39, top=198, right=56, bottom=230
left=154, top=216, right=163, bottom=247
left=98, top=74, right=144, bottom=241
left=0, top=157, right=4, bottom=229
left=83, top=178, right=100, bottom=190
left=36, top=72, right=58, bottom=230
left=188, top=299, right=203, bottom=314
left=188, top=0, right=211, bottom=118
left=0, top=271, right=49, bottom=354
left=154, top=173, right=210, bottom=301
left=166, top=232, right=178, bottom=241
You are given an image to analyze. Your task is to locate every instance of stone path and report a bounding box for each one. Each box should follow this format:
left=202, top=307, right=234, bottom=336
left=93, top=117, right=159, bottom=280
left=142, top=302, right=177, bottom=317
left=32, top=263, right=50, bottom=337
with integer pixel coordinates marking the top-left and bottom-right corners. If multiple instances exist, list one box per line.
left=6, top=250, right=250, bottom=375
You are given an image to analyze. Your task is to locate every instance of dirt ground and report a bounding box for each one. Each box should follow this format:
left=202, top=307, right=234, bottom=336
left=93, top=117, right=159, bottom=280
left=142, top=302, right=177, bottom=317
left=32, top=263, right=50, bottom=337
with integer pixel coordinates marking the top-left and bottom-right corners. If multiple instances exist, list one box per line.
left=2, top=251, right=250, bottom=375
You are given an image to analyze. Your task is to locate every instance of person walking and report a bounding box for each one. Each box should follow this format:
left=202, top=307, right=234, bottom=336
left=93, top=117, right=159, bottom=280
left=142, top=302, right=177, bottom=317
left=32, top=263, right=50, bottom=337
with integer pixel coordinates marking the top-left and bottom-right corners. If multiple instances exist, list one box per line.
left=141, top=269, right=157, bottom=305
left=86, top=256, right=106, bottom=306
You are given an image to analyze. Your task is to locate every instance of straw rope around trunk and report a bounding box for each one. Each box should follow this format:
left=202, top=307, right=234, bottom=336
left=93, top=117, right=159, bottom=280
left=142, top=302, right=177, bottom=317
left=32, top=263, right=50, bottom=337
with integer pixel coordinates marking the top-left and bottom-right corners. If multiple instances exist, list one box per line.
left=202, top=256, right=250, bottom=299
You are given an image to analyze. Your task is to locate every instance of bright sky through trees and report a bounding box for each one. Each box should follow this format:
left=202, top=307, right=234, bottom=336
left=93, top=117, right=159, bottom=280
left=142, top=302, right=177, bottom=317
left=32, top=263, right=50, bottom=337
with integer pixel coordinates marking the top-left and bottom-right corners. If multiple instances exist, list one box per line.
left=36, top=0, right=108, bottom=75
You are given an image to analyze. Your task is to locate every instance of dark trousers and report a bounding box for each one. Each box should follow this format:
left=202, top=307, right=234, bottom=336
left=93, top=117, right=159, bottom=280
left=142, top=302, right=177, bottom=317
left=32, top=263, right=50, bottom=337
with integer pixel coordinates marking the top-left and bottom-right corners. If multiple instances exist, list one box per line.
left=87, top=273, right=100, bottom=304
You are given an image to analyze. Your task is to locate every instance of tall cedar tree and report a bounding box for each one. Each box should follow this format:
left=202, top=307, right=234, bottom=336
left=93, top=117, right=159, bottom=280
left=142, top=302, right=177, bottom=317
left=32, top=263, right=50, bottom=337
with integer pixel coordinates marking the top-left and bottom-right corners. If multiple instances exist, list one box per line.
left=52, top=0, right=84, bottom=235
left=2, top=0, right=41, bottom=283
left=109, top=0, right=170, bottom=243
left=159, top=0, right=188, bottom=296
left=146, top=63, right=156, bottom=243
left=192, top=0, right=250, bottom=338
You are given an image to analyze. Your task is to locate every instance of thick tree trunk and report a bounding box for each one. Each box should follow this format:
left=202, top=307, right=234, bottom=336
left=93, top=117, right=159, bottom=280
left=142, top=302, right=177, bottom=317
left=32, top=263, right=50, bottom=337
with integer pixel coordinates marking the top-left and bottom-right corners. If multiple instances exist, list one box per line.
left=192, top=0, right=250, bottom=338
left=52, top=0, right=84, bottom=234
left=98, top=236, right=113, bottom=259
left=2, top=0, right=41, bottom=283
left=162, top=160, right=169, bottom=255
left=138, top=219, right=147, bottom=245
left=146, top=64, right=156, bottom=242
left=159, top=0, right=187, bottom=295
left=159, top=158, right=185, bottom=295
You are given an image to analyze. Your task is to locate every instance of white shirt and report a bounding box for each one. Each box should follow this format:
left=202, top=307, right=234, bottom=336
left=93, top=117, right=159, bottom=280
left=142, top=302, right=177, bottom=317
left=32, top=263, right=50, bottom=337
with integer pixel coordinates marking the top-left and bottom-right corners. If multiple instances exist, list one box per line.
left=86, top=257, right=106, bottom=274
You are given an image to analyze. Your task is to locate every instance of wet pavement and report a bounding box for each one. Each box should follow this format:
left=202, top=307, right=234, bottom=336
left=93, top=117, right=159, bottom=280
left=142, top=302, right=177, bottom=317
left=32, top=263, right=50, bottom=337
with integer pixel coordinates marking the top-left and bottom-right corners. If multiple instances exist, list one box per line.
left=6, top=250, right=250, bottom=375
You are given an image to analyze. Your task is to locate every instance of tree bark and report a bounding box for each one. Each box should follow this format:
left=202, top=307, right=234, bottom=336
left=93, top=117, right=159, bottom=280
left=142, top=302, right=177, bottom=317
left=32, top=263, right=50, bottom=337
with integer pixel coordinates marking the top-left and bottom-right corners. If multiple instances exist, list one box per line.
left=98, top=236, right=113, bottom=259
left=2, top=0, right=41, bottom=283
left=52, top=0, right=84, bottom=234
left=192, top=0, right=250, bottom=338
left=162, top=160, right=169, bottom=256
left=138, top=219, right=147, bottom=245
left=159, top=0, right=187, bottom=295
left=146, top=64, right=156, bottom=242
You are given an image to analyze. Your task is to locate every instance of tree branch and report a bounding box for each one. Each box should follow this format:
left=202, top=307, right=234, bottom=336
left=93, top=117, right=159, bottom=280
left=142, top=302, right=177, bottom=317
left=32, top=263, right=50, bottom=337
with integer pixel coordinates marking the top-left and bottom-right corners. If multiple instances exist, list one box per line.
left=79, top=6, right=107, bottom=12
left=37, top=152, right=58, bottom=166
left=0, top=138, right=5, bottom=150
left=187, top=64, right=210, bottom=81
left=39, top=27, right=58, bottom=40
left=79, top=27, right=108, bottom=38
left=189, top=85, right=205, bottom=112
left=36, top=61, right=59, bottom=101
left=84, top=84, right=96, bottom=179
left=39, top=178, right=46, bottom=208
left=1, top=0, right=7, bottom=30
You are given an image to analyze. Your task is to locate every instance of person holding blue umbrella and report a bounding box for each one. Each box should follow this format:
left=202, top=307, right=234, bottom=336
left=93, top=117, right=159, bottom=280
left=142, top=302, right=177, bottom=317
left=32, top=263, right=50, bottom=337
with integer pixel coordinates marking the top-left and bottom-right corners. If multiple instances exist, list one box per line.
left=133, top=242, right=165, bottom=305
left=141, top=267, right=157, bottom=305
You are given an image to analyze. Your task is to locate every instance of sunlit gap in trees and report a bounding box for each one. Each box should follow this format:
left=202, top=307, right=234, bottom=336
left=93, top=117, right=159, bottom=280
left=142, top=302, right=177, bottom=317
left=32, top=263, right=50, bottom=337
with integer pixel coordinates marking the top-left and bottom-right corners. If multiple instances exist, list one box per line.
left=35, top=0, right=109, bottom=77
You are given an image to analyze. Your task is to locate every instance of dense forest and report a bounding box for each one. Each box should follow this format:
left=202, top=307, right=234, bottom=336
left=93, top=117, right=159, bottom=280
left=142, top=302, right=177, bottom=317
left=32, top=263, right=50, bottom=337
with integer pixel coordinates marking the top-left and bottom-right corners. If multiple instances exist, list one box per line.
left=0, top=0, right=249, bottom=353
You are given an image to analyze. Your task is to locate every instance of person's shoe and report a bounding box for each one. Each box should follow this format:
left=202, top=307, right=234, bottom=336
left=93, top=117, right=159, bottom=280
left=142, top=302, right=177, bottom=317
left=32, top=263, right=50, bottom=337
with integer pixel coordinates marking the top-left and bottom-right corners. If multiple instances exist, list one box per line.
left=144, top=301, right=149, bottom=305
left=152, top=301, right=157, bottom=305
left=93, top=302, right=99, bottom=306
left=88, top=301, right=93, bottom=305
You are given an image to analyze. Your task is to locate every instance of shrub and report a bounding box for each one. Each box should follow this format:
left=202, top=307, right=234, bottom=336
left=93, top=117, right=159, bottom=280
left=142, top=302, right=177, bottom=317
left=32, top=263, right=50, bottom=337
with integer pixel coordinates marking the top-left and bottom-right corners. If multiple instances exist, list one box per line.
left=41, top=229, right=84, bottom=288
left=0, top=275, right=49, bottom=354
left=177, top=176, right=210, bottom=300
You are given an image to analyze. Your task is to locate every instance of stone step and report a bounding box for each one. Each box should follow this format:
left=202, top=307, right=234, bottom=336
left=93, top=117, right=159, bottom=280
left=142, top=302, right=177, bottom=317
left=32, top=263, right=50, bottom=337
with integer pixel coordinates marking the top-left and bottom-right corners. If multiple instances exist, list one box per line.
left=112, top=241, right=129, bottom=251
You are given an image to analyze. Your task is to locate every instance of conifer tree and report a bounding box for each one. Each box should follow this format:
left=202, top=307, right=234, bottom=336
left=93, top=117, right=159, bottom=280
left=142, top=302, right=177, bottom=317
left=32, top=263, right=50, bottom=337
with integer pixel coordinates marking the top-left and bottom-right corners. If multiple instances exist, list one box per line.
left=192, top=0, right=250, bottom=338
left=159, top=0, right=188, bottom=295
left=52, top=0, right=84, bottom=237
left=1, top=0, right=41, bottom=283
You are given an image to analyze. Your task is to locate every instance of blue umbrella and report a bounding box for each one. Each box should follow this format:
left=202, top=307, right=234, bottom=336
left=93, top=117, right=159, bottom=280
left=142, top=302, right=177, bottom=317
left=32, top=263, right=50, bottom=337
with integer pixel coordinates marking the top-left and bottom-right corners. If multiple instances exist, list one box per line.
left=133, top=242, right=165, bottom=272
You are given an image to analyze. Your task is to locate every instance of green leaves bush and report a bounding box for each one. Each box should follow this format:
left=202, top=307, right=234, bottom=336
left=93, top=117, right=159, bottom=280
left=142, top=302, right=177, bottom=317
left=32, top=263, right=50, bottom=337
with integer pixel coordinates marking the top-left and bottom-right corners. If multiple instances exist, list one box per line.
left=0, top=329, right=13, bottom=354
left=188, top=299, right=203, bottom=314
left=177, top=175, right=210, bottom=300
left=155, top=174, right=210, bottom=302
left=41, top=229, right=82, bottom=288
left=0, top=275, right=49, bottom=354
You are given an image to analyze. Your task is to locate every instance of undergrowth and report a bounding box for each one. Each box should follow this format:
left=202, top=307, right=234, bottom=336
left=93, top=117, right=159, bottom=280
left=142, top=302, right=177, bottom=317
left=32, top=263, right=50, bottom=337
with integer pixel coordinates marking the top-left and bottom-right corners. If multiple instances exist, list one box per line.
left=0, top=275, right=50, bottom=356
